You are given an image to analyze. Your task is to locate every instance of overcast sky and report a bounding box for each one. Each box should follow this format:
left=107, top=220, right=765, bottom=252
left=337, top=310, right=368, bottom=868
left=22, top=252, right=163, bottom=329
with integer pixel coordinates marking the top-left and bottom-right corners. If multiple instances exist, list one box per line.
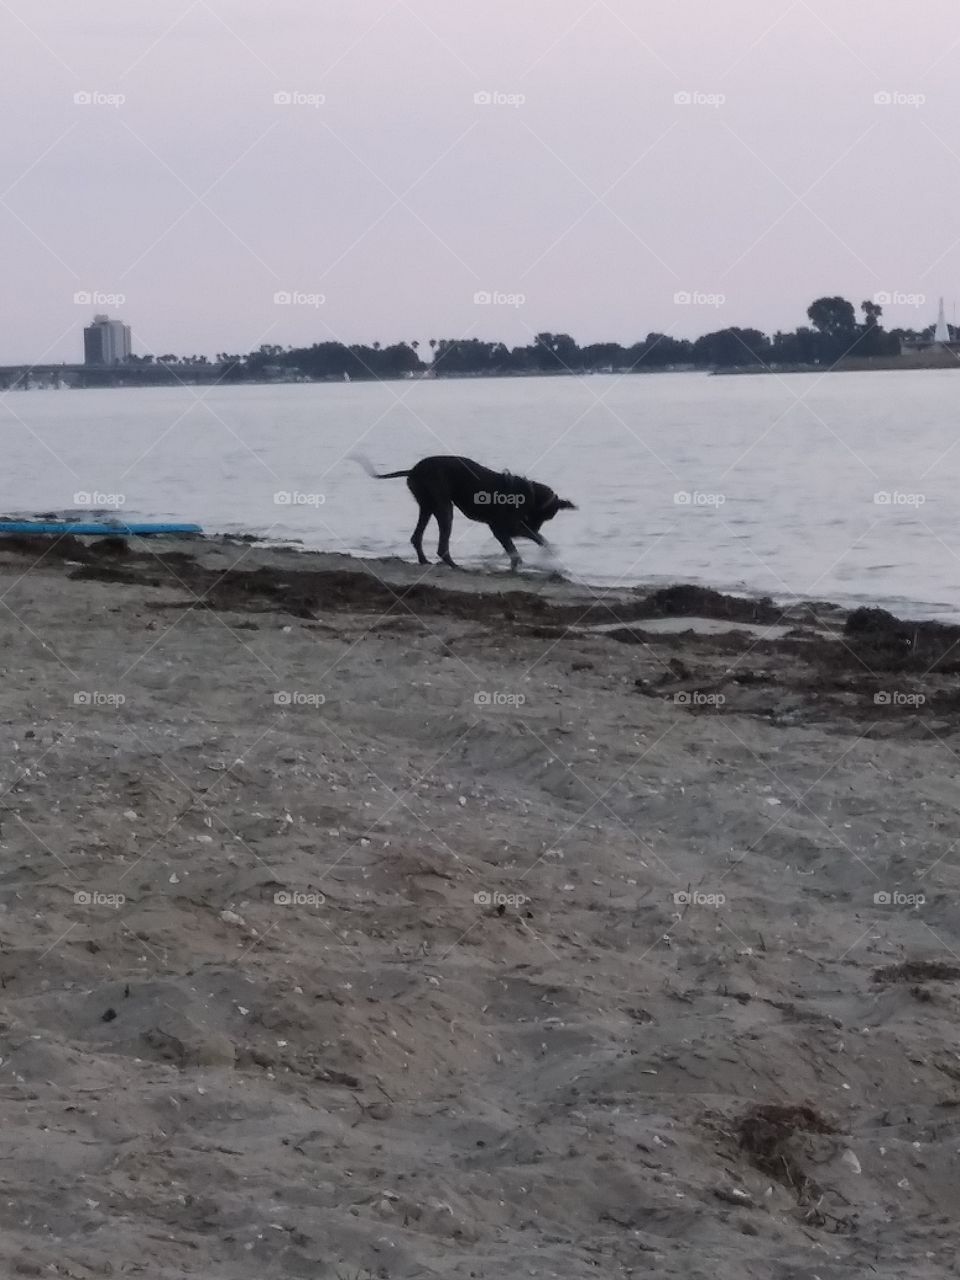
left=4, top=0, right=960, bottom=363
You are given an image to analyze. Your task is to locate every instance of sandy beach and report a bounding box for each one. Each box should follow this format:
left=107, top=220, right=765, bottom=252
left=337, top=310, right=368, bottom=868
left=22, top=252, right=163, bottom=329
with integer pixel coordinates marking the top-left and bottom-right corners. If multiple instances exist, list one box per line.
left=2, top=532, right=960, bottom=1279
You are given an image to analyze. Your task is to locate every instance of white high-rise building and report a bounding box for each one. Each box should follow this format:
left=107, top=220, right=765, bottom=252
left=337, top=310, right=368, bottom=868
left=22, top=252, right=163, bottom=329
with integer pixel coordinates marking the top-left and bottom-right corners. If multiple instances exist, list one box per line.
left=83, top=314, right=132, bottom=365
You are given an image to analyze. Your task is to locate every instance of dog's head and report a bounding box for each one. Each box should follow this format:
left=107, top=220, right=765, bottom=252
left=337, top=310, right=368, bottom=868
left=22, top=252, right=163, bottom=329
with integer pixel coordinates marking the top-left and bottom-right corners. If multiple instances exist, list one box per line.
left=531, top=487, right=577, bottom=528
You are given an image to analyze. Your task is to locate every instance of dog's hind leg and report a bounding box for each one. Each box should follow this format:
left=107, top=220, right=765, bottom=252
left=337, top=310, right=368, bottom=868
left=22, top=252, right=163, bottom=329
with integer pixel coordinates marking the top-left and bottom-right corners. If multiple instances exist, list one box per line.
left=435, top=502, right=458, bottom=568
left=411, top=503, right=432, bottom=564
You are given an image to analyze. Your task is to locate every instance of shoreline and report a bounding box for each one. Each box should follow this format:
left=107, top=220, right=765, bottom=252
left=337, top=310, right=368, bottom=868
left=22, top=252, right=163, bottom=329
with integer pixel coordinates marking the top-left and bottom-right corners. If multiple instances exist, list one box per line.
left=6, top=522, right=960, bottom=626
left=138, top=531, right=960, bottom=625
left=9, top=520, right=958, bottom=623
left=8, top=523, right=960, bottom=623
left=2, top=527, right=850, bottom=617
left=7, top=529, right=960, bottom=737
left=9, top=358, right=960, bottom=390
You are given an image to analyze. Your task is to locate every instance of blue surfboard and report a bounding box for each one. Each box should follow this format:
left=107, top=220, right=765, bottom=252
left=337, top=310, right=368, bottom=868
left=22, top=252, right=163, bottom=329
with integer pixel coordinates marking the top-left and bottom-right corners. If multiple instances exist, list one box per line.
left=0, top=521, right=203, bottom=535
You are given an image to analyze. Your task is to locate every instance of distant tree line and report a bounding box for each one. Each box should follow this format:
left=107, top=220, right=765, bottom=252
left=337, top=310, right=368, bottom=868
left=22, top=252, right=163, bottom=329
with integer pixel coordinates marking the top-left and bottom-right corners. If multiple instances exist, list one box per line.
left=142, top=297, right=950, bottom=381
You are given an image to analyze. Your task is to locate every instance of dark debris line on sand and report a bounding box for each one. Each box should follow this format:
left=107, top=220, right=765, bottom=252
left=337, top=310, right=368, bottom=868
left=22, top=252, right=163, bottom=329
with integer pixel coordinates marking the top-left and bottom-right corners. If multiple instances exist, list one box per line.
left=11, top=535, right=960, bottom=735
left=872, top=961, right=960, bottom=984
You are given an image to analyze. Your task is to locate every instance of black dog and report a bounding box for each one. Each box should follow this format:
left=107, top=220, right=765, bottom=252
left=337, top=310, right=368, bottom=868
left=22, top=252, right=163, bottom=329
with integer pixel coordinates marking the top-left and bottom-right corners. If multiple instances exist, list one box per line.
left=358, top=455, right=576, bottom=570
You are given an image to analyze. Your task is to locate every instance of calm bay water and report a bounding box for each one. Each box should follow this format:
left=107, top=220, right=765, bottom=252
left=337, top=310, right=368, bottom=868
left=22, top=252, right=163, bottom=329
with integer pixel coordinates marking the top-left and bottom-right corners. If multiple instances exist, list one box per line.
left=4, top=369, right=960, bottom=619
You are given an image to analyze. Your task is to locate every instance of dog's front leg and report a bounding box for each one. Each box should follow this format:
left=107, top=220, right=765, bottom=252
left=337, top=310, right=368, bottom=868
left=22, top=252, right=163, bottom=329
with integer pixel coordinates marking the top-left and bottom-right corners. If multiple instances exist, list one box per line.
left=492, top=528, right=522, bottom=571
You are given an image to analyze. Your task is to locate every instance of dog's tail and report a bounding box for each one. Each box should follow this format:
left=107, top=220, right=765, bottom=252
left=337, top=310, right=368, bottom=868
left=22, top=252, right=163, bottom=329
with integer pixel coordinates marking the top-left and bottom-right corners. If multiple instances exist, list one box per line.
left=350, top=451, right=410, bottom=480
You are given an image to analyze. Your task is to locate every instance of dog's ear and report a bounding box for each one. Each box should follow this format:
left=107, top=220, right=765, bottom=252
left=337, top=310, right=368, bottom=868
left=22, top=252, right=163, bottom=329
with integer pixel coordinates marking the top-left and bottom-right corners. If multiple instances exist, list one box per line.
left=556, top=498, right=577, bottom=511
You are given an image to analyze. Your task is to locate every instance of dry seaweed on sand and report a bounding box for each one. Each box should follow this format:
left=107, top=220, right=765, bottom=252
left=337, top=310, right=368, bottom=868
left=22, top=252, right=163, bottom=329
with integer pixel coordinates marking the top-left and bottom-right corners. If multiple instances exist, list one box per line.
left=872, top=960, right=960, bottom=984
left=736, top=1103, right=838, bottom=1202
left=843, top=606, right=960, bottom=673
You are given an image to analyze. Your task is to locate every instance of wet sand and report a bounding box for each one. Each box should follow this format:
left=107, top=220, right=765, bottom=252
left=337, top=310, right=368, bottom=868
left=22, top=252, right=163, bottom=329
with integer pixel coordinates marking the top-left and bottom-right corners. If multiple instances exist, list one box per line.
left=1, top=534, right=959, bottom=1279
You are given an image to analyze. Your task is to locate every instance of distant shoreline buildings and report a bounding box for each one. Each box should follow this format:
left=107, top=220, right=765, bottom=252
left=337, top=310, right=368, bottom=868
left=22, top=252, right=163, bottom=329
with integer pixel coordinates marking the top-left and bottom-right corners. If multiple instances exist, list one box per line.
left=83, top=314, right=131, bottom=366
left=5, top=291, right=960, bottom=389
